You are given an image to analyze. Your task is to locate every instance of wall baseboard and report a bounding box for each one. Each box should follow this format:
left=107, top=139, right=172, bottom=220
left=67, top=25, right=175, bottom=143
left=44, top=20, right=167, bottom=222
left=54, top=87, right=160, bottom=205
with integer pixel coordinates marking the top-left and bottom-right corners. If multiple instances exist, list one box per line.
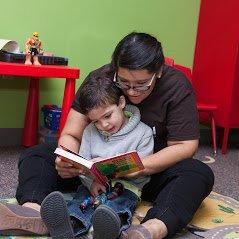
left=0, top=128, right=23, bottom=146
left=1, top=127, right=237, bottom=147
left=1, top=127, right=213, bottom=146
left=0, top=128, right=58, bottom=146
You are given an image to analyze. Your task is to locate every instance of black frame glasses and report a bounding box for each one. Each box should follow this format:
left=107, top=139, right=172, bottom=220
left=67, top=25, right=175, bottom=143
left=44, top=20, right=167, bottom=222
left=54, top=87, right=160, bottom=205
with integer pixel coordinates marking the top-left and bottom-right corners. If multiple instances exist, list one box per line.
left=113, top=73, right=156, bottom=92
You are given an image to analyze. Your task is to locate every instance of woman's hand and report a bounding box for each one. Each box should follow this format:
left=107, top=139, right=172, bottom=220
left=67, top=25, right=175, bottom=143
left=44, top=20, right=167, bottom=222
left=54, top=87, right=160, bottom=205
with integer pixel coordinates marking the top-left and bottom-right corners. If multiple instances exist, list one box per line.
left=55, top=156, right=81, bottom=178
left=55, top=156, right=96, bottom=178
left=90, top=180, right=106, bottom=197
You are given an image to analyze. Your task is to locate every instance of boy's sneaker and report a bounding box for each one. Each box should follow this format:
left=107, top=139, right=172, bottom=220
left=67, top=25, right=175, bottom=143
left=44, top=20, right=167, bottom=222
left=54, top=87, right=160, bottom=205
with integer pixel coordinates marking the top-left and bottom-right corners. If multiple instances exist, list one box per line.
left=0, top=202, right=48, bottom=235
left=92, top=204, right=121, bottom=239
left=40, top=191, right=74, bottom=239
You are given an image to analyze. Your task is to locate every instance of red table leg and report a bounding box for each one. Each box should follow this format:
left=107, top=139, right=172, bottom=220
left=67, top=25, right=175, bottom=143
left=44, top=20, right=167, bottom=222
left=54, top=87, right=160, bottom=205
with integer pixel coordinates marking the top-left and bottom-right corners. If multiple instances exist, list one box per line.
left=221, top=127, right=229, bottom=154
left=209, top=111, right=217, bottom=155
left=59, top=78, right=76, bottom=133
left=22, top=77, right=39, bottom=146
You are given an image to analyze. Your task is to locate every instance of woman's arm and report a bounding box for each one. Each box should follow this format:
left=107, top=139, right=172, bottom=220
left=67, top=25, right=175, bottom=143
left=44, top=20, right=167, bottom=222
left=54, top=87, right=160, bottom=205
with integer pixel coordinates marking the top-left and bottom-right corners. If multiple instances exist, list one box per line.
left=139, top=73, right=199, bottom=175
left=59, top=108, right=89, bottom=150
left=56, top=108, right=89, bottom=178
left=141, top=139, right=198, bottom=175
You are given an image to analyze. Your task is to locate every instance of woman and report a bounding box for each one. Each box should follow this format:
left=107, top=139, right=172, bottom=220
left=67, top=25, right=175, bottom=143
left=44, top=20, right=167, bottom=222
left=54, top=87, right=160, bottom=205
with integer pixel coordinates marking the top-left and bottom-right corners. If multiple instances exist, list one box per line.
left=5, top=32, right=214, bottom=239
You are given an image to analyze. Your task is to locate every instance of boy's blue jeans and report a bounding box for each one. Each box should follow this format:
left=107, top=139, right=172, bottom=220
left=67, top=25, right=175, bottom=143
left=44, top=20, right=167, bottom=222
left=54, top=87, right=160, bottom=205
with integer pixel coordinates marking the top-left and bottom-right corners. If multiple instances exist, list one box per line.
left=67, top=185, right=140, bottom=237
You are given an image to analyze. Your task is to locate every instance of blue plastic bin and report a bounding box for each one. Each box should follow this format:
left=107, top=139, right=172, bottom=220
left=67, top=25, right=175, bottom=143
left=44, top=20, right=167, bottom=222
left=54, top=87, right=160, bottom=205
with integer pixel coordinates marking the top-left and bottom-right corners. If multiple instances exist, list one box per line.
left=41, top=104, right=62, bottom=131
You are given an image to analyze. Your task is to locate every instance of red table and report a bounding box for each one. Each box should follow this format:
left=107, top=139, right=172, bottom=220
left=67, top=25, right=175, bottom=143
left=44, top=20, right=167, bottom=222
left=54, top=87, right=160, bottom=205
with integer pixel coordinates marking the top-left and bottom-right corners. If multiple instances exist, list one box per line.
left=0, top=62, right=80, bottom=147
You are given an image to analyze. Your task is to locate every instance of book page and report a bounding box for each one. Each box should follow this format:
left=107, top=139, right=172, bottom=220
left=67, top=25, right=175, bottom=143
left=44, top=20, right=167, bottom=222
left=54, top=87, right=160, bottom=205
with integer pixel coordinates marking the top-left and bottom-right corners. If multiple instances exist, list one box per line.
left=54, top=147, right=93, bottom=169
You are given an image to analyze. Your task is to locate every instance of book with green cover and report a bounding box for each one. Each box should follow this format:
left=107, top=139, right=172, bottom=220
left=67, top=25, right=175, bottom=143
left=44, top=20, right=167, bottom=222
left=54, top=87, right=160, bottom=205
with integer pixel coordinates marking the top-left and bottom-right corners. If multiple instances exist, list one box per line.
left=54, top=146, right=144, bottom=186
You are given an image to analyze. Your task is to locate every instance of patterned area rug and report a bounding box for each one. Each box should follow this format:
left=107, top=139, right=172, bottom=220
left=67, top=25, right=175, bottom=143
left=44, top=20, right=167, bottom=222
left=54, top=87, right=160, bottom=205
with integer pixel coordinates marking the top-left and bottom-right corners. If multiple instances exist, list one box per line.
left=0, top=191, right=239, bottom=239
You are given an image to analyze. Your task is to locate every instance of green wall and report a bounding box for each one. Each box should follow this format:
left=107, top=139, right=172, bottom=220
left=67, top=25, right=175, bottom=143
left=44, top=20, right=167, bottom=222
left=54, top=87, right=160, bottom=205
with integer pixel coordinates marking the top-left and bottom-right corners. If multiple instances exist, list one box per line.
left=0, top=0, right=200, bottom=128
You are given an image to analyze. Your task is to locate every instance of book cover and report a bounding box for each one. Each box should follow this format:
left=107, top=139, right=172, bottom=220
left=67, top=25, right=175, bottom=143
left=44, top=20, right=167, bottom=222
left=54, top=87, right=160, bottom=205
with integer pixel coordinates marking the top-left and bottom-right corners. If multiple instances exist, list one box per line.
left=54, top=146, right=144, bottom=185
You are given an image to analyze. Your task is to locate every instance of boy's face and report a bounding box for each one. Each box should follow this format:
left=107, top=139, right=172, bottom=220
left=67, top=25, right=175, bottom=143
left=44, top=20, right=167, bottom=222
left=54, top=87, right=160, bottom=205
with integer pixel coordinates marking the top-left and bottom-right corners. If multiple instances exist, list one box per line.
left=87, top=96, right=126, bottom=135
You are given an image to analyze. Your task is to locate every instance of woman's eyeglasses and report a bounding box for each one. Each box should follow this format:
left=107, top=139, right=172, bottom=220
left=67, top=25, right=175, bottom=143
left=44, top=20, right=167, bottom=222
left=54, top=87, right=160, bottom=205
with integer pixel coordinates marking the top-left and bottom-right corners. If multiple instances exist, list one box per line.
left=113, top=73, right=156, bottom=92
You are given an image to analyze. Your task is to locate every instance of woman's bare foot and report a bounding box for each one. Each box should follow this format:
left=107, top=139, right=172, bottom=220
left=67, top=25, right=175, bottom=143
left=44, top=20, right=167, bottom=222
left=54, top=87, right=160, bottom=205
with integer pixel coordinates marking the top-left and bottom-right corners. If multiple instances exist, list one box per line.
left=141, top=219, right=168, bottom=239
left=22, top=202, right=41, bottom=212
left=122, top=219, right=168, bottom=239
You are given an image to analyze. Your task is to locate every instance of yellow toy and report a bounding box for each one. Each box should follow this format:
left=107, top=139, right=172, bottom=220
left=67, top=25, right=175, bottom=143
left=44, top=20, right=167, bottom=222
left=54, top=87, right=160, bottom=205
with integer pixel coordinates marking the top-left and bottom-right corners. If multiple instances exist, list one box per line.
left=25, top=32, right=43, bottom=65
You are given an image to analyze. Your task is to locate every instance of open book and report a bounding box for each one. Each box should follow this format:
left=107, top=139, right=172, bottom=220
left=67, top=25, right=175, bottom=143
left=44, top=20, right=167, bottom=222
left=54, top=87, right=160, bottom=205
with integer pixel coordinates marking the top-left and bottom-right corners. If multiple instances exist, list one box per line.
left=55, top=146, right=144, bottom=185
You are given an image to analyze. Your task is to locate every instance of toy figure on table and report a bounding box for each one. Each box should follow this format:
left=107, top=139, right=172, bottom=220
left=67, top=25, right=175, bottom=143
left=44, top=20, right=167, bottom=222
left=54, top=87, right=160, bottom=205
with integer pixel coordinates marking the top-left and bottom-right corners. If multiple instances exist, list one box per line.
left=24, top=32, right=43, bottom=65
left=79, top=182, right=124, bottom=212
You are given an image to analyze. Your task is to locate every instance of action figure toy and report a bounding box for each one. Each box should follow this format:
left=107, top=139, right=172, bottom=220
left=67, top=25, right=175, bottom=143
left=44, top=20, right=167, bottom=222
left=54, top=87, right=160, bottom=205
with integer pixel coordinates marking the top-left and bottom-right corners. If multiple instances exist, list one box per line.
left=24, top=32, right=43, bottom=65
left=79, top=182, right=124, bottom=212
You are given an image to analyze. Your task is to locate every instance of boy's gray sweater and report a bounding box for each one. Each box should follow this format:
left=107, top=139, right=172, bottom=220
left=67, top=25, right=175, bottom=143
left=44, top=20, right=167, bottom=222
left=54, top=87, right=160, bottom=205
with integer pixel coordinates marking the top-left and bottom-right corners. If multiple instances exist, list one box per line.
left=79, top=104, right=154, bottom=190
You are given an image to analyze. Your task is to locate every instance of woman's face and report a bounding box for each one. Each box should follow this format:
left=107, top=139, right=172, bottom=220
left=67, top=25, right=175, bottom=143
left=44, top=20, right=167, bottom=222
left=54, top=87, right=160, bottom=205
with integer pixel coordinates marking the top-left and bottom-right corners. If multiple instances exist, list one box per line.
left=116, top=67, right=157, bottom=104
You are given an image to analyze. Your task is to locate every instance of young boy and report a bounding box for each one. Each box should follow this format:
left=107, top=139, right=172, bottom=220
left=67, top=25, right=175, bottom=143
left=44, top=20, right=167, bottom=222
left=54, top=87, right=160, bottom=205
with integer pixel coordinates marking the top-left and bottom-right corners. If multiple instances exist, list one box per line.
left=40, top=76, right=154, bottom=239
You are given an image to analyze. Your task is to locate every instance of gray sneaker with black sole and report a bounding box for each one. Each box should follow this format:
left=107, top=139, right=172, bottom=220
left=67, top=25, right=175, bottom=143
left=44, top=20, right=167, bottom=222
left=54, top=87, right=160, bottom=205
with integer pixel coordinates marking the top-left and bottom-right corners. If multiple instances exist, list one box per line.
left=92, top=204, right=121, bottom=239
left=40, top=191, right=75, bottom=239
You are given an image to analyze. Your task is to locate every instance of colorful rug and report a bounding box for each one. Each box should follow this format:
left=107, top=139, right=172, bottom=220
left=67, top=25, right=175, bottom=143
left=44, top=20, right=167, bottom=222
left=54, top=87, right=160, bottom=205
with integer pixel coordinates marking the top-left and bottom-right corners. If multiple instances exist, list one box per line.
left=0, top=192, right=239, bottom=239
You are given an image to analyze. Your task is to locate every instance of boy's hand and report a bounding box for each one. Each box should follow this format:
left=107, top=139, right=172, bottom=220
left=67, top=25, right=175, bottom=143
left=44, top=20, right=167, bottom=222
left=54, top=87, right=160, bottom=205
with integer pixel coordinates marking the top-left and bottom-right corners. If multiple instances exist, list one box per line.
left=90, top=180, right=106, bottom=197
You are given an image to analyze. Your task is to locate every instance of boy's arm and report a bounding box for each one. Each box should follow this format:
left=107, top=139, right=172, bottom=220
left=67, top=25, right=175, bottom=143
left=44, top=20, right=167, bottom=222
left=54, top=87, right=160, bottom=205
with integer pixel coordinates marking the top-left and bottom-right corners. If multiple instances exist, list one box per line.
left=79, top=126, right=95, bottom=189
left=79, top=126, right=92, bottom=160
left=136, top=126, right=154, bottom=158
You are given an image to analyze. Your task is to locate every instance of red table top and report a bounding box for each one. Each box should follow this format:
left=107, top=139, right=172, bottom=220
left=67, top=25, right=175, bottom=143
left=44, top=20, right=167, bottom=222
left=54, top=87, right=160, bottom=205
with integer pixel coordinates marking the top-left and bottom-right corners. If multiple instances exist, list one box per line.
left=0, top=61, right=80, bottom=79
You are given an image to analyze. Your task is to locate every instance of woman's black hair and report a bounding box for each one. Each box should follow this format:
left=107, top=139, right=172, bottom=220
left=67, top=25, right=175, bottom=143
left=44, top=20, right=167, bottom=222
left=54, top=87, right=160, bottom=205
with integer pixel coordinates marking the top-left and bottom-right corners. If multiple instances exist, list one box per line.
left=111, top=32, right=165, bottom=73
left=77, top=76, right=123, bottom=115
